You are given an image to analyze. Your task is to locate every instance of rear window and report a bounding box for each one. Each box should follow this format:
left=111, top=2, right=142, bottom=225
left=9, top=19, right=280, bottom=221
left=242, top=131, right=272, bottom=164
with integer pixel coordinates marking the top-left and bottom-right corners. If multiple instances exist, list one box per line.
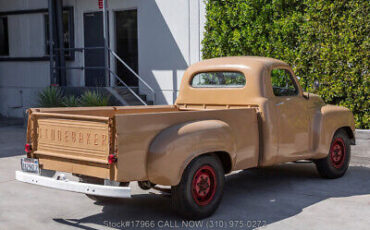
left=191, top=72, right=246, bottom=88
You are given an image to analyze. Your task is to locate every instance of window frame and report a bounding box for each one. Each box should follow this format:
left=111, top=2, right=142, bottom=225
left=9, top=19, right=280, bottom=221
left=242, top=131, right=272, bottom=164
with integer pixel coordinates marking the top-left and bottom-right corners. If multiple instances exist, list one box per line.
left=190, top=71, right=247, bottom=89
left=0, top=7, right=74, bottom=62
left=0, top=16, right=9, bottom=56
left=270, top=68, right=300, bottom=97
left=44, top=7, right=75, bottom=60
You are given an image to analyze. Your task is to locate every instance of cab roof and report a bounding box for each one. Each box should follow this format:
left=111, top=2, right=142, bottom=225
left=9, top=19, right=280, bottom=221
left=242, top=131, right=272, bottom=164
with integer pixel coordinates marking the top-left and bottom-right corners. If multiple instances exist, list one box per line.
left=189, top=56, right=289, bottom=71
left=175, top=56, right=293, bottom=106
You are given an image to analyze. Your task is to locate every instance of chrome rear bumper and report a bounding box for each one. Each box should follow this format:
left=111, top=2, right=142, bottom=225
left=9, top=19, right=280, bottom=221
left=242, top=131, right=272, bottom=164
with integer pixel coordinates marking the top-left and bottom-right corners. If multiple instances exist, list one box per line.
left=15, top=171, right=131, bottom=198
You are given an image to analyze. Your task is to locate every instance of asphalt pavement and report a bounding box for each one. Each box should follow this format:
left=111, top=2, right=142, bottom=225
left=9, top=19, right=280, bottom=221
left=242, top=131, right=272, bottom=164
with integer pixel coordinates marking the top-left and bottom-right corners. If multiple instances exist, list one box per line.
left=0, top=124, right=369, bottom=230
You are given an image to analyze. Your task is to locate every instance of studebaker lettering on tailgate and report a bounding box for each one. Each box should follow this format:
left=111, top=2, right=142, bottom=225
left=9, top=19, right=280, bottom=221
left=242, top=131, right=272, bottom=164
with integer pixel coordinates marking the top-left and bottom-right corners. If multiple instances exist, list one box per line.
left=38, top=128, right=108, bottom=146
left=16, top=56, right=355, bottom=219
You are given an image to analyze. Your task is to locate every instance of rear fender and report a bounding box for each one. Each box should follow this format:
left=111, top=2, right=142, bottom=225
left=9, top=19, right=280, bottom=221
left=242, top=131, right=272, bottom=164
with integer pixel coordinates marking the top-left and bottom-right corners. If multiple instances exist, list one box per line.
left=147, top=120, right=236, bottom=186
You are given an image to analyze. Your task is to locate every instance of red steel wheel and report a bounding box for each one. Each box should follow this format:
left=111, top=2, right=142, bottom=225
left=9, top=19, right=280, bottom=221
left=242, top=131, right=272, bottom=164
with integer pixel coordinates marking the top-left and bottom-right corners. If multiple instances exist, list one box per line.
left=314, top=130, right=351, bottom=179
left=171, top=155, right=225, bottom=219
left=191, top=165, right=217, bottom=206
left=330, top=138, right=346, bottom=169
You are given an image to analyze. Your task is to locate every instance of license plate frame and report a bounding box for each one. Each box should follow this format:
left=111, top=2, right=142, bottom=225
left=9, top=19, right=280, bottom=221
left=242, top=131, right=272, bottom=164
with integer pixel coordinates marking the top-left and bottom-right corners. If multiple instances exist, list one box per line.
left=21, top=158, right=40, bottom=174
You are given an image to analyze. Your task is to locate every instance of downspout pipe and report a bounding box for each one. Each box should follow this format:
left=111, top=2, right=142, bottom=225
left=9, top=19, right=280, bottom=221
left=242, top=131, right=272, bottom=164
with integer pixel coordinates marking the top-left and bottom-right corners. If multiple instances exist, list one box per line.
left=55, top=0, right=66, bottom=86
left=103, top=0, right=110, bottom=87
left=48, top=0, right=55, bottom=85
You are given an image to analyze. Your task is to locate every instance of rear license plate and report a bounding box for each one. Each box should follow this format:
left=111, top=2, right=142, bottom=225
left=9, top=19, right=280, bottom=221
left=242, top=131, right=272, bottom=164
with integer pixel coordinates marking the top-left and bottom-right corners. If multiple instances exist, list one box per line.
left=21, top=158, right=39, bottom=174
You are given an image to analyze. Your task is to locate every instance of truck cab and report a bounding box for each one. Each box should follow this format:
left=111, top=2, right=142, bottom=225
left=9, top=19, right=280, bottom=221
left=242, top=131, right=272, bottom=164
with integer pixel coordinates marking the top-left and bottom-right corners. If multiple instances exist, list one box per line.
left=176, top=56, right=355, bottom=166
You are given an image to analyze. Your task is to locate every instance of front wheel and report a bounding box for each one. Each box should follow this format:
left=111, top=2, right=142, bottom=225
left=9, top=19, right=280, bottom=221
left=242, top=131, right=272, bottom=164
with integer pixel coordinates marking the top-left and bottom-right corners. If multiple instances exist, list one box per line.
left=314, top=130, right=351, bottom=179
left=171, top=155, right=225, bottom=219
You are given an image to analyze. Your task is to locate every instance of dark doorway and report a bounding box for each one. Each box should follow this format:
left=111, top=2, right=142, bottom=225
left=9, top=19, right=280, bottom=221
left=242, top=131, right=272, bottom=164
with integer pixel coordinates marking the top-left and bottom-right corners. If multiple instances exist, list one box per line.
left=84, top=12, right=106, bottom=86
left=115, top=10, right=138, bottom=87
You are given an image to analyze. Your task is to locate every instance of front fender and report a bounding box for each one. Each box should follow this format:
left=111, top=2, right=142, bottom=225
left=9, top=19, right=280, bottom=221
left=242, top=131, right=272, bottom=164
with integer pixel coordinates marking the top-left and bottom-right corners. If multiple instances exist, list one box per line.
left=315, top=105, right=355, bottom=157
left=147, top=120, right=236, bottom=186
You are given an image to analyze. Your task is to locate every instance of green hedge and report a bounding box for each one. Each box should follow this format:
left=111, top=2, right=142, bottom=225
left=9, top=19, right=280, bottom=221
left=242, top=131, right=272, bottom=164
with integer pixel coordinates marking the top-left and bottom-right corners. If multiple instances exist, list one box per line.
left=203, top=0, right=369, bottom=128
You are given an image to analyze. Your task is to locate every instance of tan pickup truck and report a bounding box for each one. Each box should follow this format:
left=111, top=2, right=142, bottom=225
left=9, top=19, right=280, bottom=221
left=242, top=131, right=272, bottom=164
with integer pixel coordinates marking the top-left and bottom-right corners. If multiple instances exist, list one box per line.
left=16, top=57, right=355, bottom=219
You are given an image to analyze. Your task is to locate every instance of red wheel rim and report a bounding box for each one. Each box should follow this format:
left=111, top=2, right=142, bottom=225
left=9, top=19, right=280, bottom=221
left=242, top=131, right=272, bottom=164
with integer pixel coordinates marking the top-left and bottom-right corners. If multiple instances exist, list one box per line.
left=330, top=138, right=346, bottom=168
left=191, top=165, right=217, bottom=206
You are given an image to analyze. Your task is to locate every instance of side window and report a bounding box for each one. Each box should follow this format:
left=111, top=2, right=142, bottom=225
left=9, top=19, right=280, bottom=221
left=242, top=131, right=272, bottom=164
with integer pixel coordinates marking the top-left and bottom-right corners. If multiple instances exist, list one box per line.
left=270, top=69, right=298, bottom=96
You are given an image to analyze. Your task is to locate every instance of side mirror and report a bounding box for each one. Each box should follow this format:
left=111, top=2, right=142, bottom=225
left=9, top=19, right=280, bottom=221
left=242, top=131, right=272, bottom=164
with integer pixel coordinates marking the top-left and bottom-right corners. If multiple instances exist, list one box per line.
left=303, top=92, right=310, bottom=100
left=313, top=79, right=320, bottom=90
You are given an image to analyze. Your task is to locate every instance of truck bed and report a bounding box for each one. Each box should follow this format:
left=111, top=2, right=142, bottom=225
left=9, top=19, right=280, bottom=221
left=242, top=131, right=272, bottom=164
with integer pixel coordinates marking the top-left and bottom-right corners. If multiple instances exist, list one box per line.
left=27, top=105, right=259, bottom=182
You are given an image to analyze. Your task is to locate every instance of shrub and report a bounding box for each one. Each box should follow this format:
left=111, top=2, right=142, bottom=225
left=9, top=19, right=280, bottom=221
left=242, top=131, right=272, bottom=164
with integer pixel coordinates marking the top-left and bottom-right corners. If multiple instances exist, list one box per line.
left=203, top=0, right=369, bottom=128
left=79, top=91, right=110, bottom=107
left=38, top=88, right=110, bottom=107
left=37, top=87, right=64, bottom=107
left=62, top=95, right=80, bottom=107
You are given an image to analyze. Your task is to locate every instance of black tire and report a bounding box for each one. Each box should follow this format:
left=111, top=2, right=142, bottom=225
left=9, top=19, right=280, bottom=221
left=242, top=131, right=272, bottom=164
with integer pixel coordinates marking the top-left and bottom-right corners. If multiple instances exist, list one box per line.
left=314, top=130, right=351, bottom=179
left=171, top=155, right=225, bottom=219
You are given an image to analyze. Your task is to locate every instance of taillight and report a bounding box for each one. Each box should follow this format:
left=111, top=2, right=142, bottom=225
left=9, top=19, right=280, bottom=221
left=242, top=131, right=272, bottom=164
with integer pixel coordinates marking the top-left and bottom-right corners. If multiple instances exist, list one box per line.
left=25, top=144, right=32, bottom=153
left=108, top=154, right=117, bottom=164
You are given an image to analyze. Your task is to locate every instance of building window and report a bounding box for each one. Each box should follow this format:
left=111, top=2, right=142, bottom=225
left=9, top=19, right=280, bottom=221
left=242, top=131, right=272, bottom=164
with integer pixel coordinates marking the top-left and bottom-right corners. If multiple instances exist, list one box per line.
left=191, top=72, right=246, bottom=88
left=0, top=17, right=9, bottom=56
left=44, top=8, right=74, bottom=58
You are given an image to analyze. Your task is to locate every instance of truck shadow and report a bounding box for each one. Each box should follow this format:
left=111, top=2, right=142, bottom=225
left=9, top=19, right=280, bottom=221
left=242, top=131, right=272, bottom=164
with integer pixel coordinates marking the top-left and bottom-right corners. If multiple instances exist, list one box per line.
left=53, top=164, right=370, bottom=230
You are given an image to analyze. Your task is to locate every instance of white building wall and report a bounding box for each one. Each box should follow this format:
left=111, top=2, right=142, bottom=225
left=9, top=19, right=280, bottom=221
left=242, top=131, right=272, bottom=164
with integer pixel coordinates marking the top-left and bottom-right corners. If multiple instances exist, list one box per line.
left=0, top=0, right=206, bottom=117
left=0, top=0, right=49, bottom=118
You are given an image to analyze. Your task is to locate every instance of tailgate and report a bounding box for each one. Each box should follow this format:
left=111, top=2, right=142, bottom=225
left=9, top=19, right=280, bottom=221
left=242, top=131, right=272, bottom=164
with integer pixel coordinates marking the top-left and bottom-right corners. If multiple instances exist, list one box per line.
left=29, top=112, right=113, bottom=179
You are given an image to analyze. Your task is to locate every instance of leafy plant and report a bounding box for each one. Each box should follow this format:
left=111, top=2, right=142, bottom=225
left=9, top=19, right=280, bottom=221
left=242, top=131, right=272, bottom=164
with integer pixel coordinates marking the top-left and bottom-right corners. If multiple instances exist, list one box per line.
left=37, top=87, right=64, bottom=107
left=79, top=91, right=110, bottom=107
left=203, top=0, right=369, bottom=128
left=62, top=95, right=80, bottom=107
left=38, top=88, right=111, bottom=108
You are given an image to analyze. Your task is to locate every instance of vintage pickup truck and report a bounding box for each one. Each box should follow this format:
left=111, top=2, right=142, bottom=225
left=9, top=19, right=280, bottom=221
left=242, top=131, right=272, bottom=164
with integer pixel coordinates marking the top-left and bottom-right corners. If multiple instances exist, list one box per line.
left=16, top=57, right=355, bottom=219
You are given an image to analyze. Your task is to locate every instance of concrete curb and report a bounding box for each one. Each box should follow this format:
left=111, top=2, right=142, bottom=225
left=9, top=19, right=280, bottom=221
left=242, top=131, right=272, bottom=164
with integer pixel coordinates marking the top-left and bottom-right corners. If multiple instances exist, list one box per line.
left=356, top=129, right=370, bottom=140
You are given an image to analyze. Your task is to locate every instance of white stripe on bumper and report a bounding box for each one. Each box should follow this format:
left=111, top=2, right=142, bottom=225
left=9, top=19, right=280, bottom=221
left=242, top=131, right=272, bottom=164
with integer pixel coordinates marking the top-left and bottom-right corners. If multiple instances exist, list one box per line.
left=15, top=171, right=131, bottom=198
